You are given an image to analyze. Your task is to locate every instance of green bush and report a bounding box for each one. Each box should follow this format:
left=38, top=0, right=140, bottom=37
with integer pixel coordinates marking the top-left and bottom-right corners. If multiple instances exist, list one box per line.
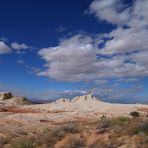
left=130, top=111, right=140, bottom=118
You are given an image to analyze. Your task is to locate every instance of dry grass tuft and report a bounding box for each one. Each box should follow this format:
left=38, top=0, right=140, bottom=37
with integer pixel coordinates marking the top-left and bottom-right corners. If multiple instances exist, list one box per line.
left=0, top=116, right=148, bottom=148
left=12, top=138, right=34, bottom=148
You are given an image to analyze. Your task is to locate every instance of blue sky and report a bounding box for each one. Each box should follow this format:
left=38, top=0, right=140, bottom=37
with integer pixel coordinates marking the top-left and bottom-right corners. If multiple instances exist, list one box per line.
left=0, top=0, right=148, bottom=103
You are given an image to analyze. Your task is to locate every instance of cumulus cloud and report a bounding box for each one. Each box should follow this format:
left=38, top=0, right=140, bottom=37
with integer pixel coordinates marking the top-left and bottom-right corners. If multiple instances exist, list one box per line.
left=88, top=0, right=148, bottom=78
left=94, top=79, right=108, bottom=85
left=38, top=33, right=148, bottom=82
left=11, top=42, right=29, bottom=50
left=116, top=78, right=140, bottom=83
left=89, top=0, right=131, bottom=25
left=131, top=50, right=148, bottom=65
left=99, top=27, right=148, bottom=54
left=37, top=0, right=148, bottom=84
left=34, top=89, right=88, bottom=100
left=0, top=41, right=11, bottom=54
left=38, top=34, right=98, bottom=82
left=90, top=0, right=148, bottom=55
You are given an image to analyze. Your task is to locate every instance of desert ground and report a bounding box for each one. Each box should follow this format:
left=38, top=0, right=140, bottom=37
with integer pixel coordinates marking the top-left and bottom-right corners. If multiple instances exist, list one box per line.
left=0, top=92, right=148, bottom=148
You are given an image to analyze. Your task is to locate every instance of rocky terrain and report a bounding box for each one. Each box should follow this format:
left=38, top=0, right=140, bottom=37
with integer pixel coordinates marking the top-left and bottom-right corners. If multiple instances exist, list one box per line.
left=0, top=92, right=148, bottom=148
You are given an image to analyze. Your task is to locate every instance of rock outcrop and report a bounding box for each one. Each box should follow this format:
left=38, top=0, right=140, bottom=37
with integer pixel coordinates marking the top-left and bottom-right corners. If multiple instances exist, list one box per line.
left=71, top=94, right=98, bottom=102
left=54, top=94, right=99, bottom=104
left=0, top=92, right=30, bottom=106
left=55, top=98, right=70, bottom=103
left=49, top=94, right=105, bottom=111
left=0, top=92, right=13, bottom=100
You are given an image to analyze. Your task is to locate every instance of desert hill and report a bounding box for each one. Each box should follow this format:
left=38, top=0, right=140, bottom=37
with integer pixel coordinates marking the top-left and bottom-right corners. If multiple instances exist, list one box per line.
left=22, top=94, right=148, bottom=119
left=0, top=93, right=148, bottom=147
left=0, top=92, right=30, bottom=106
left=0, top=92, right=148, bottom=122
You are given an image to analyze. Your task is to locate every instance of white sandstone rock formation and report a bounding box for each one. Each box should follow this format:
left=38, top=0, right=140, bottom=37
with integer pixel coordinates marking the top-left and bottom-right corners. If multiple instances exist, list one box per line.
left=55, top=98, right=70, bottom=103
left=22, top=94, right=148, bottom=120
left=71, top=94, right=98, bottom=102
left=0, top=92, right=30, bottom=106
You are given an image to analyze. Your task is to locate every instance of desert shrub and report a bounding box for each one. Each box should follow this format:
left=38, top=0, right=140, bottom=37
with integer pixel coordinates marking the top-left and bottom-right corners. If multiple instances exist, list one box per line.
left=126, top=121, right=148, bottom=135
left=12, top=138, right=34, bottom=148
left=135, top=133, right=148, bottom=147
left=99, top=118, right=112, bottom=129
left=50, top=127, right=65, bottom=139
left=125, top=123, right=140, bottom=135
left=116, top=117, right=131, bottom=122
left=0, top=141, right=3, bottom=147
left=98, top=117, right=131, bottom=130
left=101, top=115, right=106, bottom=120
left=33, top=124, right=78, bottom=147
left=16, top=130, right=28, bottom=136
left=130, top=111, right=140, bottom=118
left=62, top=123, right=78, bottom=133
left=131, top=128, right=140, bottom=135
left=34, top=133, right=56, bottom=147
left=90, top=140, right=119, bottom=148
left=139, top=121, right=148, bottom=134
left=110, top=117, right=131, bottom=126
left=90, top=143, right=103, bottom=148
left=0, top=138, right=10, bottom=147
left=67, top=136, right=84, bottom=148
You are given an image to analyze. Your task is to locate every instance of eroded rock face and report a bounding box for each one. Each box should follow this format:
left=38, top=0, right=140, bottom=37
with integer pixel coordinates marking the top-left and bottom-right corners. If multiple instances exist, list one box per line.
left=71, top=94, right=98, bottom=102
left=55, top=98, right=70, bottom=103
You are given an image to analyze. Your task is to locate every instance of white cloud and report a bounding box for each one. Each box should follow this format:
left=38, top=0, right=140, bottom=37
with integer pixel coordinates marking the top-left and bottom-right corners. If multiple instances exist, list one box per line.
left=37, top=0, right=148, bottom=84
left=28, top=67, right=42, bottom=74
left=0, top=37, right=8, bottom=42
left=17, top=59, right=25, bottom=64
left=38, top=34, right=98, bottom=82
left=94, top=79, right=108, bottom=85
left=0, top=41, right=11, bottom=54
left=11, top=42, right=29, bottom=50
left=89, top=0, right=148, bottom=55
left=38, top=34, right=148, bottom=82
left=116, top=78, right=140, bottom=83
left=131, top=50, right=148, bottom=65
left=89, top=0, right=131, bottom=25
left=89, top=0, right=148, bottom=78
left=36, top=89, right=88, bottom=100
left=56, top=26, right=66, bottom=32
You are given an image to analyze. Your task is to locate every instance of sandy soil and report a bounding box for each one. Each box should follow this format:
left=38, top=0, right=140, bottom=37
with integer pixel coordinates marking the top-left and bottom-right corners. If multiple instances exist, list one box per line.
left=0, top=94, right=148, bottom=148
